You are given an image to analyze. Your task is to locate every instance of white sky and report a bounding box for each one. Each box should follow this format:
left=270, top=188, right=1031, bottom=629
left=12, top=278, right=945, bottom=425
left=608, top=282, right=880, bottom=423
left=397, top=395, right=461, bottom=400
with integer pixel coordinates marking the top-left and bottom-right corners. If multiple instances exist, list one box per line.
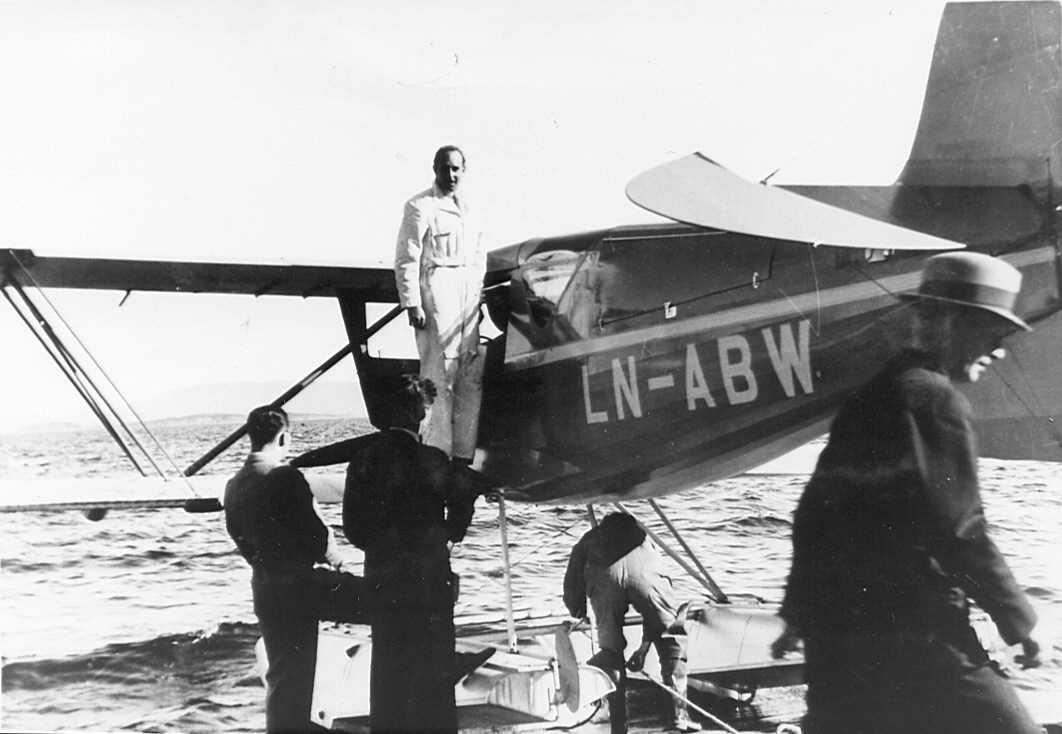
left=0, top=0, right=946, bottom=428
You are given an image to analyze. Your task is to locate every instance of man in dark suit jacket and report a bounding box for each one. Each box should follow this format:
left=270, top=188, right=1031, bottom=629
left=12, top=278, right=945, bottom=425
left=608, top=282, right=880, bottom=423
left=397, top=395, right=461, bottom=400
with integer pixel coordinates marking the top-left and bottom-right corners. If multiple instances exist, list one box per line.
left=772, top=252, right=1042, bottom=734
left=224, top=405, right=331, bottom=734
left=342, top=375, right=478, bottom=734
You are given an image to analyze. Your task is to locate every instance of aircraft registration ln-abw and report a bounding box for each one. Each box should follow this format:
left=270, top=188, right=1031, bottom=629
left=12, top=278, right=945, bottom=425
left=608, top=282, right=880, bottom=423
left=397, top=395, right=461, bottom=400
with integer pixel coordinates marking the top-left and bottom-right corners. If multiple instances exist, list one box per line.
left=3, top=1, right=1062, bottom=729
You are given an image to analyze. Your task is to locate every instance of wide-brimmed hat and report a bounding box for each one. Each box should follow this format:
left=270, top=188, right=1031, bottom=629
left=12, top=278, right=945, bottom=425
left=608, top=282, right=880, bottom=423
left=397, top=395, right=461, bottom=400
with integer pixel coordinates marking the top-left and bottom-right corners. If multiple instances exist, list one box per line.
left=900, top=251, right=1031, bottom=331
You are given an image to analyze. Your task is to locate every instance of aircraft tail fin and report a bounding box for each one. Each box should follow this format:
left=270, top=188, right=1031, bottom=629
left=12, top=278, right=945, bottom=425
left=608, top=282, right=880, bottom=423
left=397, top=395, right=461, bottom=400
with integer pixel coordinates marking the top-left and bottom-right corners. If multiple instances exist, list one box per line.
left=898, top=1, right=1062, bottom=188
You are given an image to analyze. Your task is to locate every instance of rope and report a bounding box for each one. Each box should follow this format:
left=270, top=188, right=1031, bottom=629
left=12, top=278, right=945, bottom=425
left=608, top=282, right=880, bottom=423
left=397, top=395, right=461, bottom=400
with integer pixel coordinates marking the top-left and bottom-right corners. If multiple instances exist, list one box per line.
left=545, top=700, right=602, bottom=731
left=638, top=672, right=740, bottom=733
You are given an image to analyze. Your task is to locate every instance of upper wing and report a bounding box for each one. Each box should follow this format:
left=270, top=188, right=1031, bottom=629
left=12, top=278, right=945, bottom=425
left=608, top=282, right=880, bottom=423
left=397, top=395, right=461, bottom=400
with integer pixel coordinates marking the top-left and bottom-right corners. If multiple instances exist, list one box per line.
left=626, top=154, right=966, bottom=251
left=2, top=248, right=397, bottom=300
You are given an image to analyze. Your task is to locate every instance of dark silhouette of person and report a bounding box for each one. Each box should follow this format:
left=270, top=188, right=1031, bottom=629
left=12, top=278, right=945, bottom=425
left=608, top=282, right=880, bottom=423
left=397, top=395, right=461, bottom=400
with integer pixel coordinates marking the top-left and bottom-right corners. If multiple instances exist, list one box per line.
left=224, top=405, right=332, bottom=733
left=342, top=375, right=481, bottom=733
left=772, top=252, right=1042, bottom=734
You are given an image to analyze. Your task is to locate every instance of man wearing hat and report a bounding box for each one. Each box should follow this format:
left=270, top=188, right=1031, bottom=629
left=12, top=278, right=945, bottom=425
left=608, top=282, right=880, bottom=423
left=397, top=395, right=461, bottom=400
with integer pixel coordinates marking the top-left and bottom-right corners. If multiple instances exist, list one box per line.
left=771, top=252, right=1042, bottom=734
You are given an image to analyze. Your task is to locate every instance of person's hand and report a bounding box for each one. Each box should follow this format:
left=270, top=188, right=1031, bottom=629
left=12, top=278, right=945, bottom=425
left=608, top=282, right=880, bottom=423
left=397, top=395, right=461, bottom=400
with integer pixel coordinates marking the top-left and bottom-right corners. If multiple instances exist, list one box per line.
left=1015, top=637, right=1042, bottom=669
left=407, top=305, right=426, bottom=329
left=770, top=623, right=803, bottom=659
left=626, top=642, right=651, bottom=672
left=564, top=613, right=587, bottom=628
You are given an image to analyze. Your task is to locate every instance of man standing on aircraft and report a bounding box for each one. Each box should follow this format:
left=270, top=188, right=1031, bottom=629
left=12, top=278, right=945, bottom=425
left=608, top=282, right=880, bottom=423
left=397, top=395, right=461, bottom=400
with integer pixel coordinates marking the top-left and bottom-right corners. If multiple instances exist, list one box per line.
left=342, top=374, right=484, bottom=734
left=395, top=144, right=487, bottom=466
left=564, top=511, right=700, bottom=733
left=224, top=405, right=335, bottom=734
left=771, top=252, right=1042, bottom=734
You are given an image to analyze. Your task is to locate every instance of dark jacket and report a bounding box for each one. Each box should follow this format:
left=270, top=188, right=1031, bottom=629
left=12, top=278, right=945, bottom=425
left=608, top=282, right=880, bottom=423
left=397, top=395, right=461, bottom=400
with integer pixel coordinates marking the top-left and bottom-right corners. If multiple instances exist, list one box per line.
left=780, top=349, right=1036, bottom=646
left=342, top=429, right=476, bottom=609
left=224, top=452, right=328, bottom=572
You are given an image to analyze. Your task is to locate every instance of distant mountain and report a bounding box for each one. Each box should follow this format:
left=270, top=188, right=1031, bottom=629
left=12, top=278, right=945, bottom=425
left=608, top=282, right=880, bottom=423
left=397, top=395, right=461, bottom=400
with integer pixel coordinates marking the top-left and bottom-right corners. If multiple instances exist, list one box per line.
left=145, top=412, right=354, bottom=426
left=140, top=380, right=367, bottom=420
left=1, top=381, right=369, bottom=436
left=1, top=421, right=90, bottom=435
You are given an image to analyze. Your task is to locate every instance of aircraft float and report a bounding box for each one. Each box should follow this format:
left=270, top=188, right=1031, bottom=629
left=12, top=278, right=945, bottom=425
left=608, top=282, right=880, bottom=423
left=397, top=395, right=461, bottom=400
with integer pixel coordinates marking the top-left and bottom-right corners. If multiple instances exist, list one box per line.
left=3, top=2, right=1060, bottom=730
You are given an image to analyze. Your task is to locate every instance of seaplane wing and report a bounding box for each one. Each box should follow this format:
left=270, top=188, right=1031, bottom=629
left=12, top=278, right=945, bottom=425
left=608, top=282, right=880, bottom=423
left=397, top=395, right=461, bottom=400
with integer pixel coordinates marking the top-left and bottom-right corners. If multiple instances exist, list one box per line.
left=2, top=248, right=397, bottom=300
left=625, top=154, right=966, bottom=251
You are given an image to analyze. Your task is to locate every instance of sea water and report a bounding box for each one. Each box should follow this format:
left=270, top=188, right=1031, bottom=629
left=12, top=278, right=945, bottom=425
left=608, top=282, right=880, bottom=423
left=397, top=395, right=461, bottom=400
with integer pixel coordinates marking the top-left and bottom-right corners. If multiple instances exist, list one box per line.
left=1, top=417, right=1059, bottom=732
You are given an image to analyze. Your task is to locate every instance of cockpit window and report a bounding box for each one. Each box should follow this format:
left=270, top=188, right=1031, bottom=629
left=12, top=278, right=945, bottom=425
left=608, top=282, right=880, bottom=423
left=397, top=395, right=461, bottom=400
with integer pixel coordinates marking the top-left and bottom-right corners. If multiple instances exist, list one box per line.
left=505, top=249, right=601, bottom=361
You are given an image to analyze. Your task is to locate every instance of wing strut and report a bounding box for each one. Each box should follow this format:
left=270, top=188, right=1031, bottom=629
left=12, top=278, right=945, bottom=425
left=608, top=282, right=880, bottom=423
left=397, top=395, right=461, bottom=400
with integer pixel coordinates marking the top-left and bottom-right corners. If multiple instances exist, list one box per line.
left=615, top=502, right=727, bottom=604
left=183, top=304, right=404, bottom=477
left=3, top=266, right=184, bottom=486
left=5, top=250, right=217, bottom=499
left=497, top=488, right=519, bottom=654
left=2, top=280, right=153, bottom=479
left=647, top=499, right=729, bottom=604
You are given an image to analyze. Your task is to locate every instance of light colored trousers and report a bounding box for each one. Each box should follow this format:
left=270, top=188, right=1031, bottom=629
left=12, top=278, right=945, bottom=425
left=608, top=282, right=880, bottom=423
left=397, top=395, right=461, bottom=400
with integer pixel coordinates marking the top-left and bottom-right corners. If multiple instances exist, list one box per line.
left=416, top=263, right=484, bottom=459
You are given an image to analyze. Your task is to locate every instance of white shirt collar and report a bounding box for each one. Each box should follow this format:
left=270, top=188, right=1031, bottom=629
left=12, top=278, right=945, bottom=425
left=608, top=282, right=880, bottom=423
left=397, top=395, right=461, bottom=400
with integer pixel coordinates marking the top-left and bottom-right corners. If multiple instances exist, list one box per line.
left=387, top=426, right=421, bottom=442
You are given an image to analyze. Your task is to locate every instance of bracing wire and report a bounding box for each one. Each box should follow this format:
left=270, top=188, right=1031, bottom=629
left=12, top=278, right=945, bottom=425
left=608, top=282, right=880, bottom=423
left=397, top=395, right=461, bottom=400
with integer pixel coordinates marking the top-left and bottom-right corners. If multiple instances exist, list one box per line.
left=7, top=268, right=168, bottom=478
left=8, top=250, right=203, bottom=496
left=1, top=285, right=149, bottom=477
left=989, top=348, right=1062, bottom=450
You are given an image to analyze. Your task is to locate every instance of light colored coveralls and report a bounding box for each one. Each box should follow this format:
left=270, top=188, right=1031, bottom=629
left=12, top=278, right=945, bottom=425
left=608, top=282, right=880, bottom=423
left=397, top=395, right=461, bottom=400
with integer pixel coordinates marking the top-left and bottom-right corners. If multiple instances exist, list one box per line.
left=395, top=185, right=487, bottom=460
left=564, top=514, right=692, bottom=729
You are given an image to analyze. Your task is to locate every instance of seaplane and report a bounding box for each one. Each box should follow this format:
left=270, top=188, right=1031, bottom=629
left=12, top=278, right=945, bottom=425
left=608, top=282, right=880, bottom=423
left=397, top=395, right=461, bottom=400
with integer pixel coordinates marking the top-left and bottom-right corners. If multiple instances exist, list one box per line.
left=3, top=1, right=1061, bottom=731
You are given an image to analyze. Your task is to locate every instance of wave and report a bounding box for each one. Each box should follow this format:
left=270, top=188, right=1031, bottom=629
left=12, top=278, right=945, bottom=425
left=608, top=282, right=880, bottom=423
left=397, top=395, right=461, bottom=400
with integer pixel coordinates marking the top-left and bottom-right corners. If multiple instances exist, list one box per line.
left=725, top=514, right=793, bottom=530
left=2, top=622, right=260, bottom=693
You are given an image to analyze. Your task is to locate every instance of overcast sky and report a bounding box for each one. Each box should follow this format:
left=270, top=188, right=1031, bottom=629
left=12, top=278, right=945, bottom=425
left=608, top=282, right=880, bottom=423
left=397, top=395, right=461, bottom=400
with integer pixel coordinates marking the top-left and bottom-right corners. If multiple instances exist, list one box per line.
left=0, top=0, right=946, bottom=428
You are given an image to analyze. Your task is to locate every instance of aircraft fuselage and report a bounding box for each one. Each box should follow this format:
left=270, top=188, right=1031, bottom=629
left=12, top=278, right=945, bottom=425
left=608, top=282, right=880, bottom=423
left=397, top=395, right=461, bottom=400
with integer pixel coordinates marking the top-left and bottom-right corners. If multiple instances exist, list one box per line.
left=471, top=225, right=917, bottom=502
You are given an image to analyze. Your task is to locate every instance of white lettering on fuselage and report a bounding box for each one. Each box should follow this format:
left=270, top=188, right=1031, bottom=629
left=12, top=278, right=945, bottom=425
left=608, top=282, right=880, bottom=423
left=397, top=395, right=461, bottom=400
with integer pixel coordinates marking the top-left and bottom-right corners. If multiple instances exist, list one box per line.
left=612, top=355, right=642, bottom=420
left=685, top=343, right=717, bottom=410
left=717, top=334, right=758, bottom=405
left=581, top=319, right=814, bottom=424
left=582, top=364, right=608, bottom=424
left=762, top=318, right=813, bottom=397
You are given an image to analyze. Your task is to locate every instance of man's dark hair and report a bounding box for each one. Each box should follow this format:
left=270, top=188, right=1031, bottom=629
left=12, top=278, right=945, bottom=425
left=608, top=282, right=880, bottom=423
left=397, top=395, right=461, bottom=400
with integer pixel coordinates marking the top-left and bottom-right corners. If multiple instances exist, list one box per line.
left=433, top=145, right=465, bottom=171
left=596, top=511, right=648, bottom=547
left=380, top=374, right=436, bottom=427
left=247, top=405, right=289, bottom=450
left=599, top=511, right=640, bottom=534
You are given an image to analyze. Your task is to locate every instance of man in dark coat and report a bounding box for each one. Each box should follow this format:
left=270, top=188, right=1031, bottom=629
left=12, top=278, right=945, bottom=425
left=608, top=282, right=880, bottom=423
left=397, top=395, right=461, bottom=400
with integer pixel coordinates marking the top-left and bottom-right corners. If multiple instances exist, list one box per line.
left=343, top=375, right=479, bottom=734
left=564, top=511, right=699, bottom=733
left=772, top=252, right=1042, bottom=734
left=225, top=405, right=332, bottom=734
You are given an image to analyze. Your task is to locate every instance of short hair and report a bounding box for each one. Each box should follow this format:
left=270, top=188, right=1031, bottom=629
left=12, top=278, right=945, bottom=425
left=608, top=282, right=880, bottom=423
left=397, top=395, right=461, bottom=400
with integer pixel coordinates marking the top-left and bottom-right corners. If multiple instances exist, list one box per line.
left=599, top=511, right=640, bottom=534
left=379, top=374, right=436, bottom=427
left=247, top=405, right=289, bottom=450
left=433, top=145, right=466, bottom=171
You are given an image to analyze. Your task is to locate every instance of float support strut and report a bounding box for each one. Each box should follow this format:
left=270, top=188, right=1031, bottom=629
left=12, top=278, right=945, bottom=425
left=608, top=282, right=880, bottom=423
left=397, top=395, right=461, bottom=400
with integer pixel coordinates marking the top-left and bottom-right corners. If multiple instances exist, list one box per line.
left=497, top=489, right=519, bottom=653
